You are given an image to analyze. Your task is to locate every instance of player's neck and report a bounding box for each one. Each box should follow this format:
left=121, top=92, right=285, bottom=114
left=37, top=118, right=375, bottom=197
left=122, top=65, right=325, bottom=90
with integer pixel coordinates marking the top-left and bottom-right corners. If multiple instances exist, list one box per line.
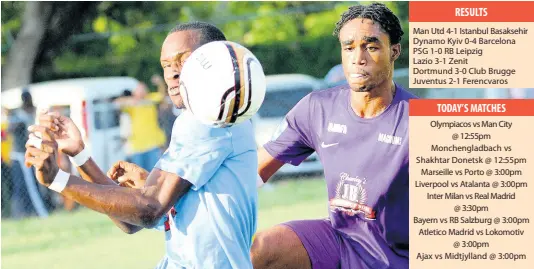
left=349, top=80, right=396, bottom=119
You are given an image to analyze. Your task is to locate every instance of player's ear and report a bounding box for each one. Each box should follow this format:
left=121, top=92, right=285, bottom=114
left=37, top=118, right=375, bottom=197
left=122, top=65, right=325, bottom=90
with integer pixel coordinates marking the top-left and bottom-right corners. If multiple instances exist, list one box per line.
left=390, top=44, right=401, bottom=62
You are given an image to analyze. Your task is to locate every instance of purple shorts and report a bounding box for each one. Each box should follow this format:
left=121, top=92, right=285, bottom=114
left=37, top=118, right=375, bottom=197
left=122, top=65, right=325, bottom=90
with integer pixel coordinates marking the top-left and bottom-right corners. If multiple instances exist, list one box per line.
left=282, top=219, right=408, bottom=269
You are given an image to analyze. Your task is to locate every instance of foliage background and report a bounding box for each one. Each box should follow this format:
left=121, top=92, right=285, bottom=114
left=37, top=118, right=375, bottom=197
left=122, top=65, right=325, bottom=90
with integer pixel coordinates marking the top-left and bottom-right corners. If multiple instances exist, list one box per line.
left=1, top=1, right=409, bottom=89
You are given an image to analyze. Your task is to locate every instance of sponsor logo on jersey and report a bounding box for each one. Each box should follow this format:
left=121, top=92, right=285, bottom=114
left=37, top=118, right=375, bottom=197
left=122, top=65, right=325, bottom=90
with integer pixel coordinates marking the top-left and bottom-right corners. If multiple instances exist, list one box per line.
left=327, top=122, right=347, bottom=134
left=377, top=132, right=402, bottom=145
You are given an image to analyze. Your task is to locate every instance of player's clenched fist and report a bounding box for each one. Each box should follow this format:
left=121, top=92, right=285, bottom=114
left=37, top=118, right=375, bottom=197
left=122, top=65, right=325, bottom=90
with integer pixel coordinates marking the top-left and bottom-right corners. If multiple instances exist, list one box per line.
left=107, top=161, right=148, bottom=189
left=36, top=110, right=85, bottom=157
left=24, top=125, right=60, bottom=187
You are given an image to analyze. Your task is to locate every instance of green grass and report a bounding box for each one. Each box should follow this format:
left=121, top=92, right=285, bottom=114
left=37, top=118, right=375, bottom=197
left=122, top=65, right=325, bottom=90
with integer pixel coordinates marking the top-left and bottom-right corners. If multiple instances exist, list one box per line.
left=1, top=178, right=327, bottom=269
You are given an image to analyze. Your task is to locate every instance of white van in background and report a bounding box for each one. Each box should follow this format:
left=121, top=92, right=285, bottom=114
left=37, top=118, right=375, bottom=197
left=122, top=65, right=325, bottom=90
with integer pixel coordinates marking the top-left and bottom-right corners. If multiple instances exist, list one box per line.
left=2, top=76, right=140, bottom=171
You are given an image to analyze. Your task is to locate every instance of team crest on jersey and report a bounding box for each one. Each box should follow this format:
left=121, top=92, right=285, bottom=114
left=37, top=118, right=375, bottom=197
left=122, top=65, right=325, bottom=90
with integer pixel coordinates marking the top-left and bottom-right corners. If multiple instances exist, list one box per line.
left=330, top=172, right=376, bottom=220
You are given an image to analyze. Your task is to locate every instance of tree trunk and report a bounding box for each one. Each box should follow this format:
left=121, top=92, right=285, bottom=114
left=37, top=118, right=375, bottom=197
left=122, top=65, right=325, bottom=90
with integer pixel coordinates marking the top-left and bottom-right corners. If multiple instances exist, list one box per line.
left=1, top=2, right=53, bottom=91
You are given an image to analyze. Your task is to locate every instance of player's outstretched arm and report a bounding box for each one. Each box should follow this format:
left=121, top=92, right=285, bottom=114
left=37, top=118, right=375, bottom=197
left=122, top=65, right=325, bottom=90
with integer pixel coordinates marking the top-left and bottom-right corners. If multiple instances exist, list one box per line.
left=37, top=111, right=146, bottom=186
left=25, top=125, right=192, bottom=229
left=63, top=166, right=190, bottom=229
left=257, top=93, right=317, bottom=186
left=36, top=111, right=148, bottom=233
left=257, top=147, right=284, bottom=184
left=77, top=158, right=147, bottom=234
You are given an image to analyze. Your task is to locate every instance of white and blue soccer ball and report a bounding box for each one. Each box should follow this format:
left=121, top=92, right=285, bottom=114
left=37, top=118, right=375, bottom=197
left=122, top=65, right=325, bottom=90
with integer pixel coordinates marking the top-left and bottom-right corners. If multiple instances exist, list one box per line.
left=179, top=40, right=266, bottom=128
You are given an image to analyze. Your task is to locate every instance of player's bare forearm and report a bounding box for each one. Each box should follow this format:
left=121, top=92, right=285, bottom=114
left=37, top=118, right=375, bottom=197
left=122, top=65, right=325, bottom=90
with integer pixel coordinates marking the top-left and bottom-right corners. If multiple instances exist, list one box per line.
left=25, top=124, right=182, bottom=230
left=258, top=147, right=284, bottom=183
left=76, top=158, right=143, bottom=234
left=76, top=158, right=117, bottom=185
left=61, top=176, right=158, bottom=227
left=60, top=170, right=191, bottom=228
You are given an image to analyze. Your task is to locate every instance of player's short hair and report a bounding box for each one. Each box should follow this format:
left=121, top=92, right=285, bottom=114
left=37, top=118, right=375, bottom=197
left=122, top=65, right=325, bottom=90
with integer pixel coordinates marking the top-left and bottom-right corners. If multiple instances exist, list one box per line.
left=333, top=2, right=404, bottom=45
left=169, top=21, right=227, bottom=45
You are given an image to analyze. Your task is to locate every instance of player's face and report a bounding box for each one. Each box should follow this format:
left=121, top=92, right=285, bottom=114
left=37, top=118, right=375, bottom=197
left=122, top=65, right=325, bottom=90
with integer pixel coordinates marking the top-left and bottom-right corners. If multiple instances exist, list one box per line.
left=339, top=18, right=400, bottom=92
left=160, top=30, right=201, bottom=109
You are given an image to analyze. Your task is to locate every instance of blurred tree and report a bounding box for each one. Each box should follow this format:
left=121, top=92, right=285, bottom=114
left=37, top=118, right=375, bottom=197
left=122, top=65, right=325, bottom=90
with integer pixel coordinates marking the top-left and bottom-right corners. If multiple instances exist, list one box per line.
left=1, top=2, right=52, bottom=90
left=47, top=2, right=195, bottom=85
left=1, top=1, right=99, bottom=90
left=1, top=1, right=409, bottom=88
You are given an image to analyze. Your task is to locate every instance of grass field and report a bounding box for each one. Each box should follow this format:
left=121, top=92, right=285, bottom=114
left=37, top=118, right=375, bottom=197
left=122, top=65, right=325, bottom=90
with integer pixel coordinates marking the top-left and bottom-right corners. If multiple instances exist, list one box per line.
left=2, top=178, right=327, bottom=269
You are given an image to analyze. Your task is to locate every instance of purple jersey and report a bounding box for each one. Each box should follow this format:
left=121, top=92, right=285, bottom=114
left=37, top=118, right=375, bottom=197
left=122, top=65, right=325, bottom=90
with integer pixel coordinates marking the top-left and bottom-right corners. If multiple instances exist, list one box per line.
left=264, top=83, right=417, bottom=257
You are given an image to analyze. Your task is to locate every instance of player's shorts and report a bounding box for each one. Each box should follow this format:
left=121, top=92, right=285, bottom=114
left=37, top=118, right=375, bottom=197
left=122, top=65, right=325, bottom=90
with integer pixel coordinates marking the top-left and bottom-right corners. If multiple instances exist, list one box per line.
left=282, top=219, right=408, bottom=269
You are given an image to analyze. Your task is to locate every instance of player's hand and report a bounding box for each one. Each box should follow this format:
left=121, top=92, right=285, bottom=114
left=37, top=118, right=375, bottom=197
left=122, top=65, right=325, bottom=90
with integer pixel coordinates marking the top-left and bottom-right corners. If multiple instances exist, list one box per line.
left=36, top=110, right=84, bottom=157
left=107, top=161, right=148, bottom=189
left=24, top=125, right=60, bottom=187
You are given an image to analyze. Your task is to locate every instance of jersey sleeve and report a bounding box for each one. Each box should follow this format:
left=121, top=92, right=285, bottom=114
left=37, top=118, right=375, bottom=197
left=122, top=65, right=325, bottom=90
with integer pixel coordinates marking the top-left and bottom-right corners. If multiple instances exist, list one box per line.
left=263, top=94, right=315, bottom=166
left=154, top=129, right=233, bottom=191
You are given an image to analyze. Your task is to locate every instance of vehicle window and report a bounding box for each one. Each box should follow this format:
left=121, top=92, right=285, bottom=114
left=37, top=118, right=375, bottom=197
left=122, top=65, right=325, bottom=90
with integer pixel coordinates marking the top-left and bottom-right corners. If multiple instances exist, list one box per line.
left=93, top=97, right=121, bottom=129
left=257, top=87, right=312, bottom=118
left=94, top=108, right=121, bottom=130
left=50, top=105, right=71, bottom=118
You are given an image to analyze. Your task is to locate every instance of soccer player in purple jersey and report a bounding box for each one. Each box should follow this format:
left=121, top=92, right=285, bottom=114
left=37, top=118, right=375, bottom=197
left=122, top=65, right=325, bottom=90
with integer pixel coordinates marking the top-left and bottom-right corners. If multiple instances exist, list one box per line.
left=251, top=3, right=417, bottom=269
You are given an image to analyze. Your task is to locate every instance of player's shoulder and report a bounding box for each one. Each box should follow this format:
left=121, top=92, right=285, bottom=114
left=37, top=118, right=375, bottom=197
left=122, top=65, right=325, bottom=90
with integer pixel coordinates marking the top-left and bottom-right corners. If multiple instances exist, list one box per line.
left=396, top=83, right=419, bottom=100
left=297, top=83, right=349, bottom=111
left=390, top=83, right=419, bottom=119
left=308, top=83, right=349, bottom=101
left=394, top=83, right=419, bottom=106
left=172, top=110, right=230, bottom=141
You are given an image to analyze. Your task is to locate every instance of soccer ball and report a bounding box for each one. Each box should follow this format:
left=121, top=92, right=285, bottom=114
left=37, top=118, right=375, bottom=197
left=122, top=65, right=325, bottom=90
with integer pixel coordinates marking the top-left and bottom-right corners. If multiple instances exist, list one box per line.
left=179, top=40, right=266, bottom=127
